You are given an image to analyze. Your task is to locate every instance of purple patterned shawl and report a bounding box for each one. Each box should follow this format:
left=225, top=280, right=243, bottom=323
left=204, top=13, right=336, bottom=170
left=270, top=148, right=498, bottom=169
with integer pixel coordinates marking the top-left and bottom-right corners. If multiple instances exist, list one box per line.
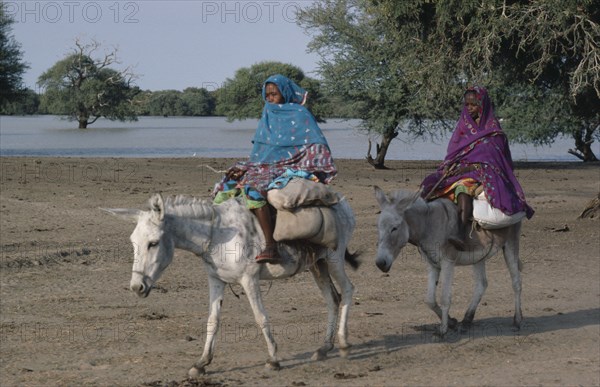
left=421, top=87, right=534, bottom=218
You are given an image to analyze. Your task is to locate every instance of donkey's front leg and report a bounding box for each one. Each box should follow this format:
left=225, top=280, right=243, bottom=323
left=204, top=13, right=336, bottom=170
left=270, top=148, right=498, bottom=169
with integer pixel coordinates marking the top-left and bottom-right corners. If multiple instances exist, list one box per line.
left=240, top=276, right=280, bottom=370
left=503, top=223, right=523, bottom=330
left=327, top=251, right=355, bottom=358
left=425, top=265, right=442, bottom=319
left=437, top=259, right=456, bottom=337
left=189, top=276, right=226, bottom=378
left=462, top=260, right=488, bottom=328
left=425, top=264, right=459, bottom=334
left=309, top=259, right=339, bottom=361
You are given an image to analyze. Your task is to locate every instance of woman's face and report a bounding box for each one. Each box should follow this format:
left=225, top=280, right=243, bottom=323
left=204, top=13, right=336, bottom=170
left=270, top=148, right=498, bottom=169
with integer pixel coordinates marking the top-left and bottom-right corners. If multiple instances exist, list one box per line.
left=265, top=83, right=284, bottom=104
left=464, top=92, right=481, bottom=121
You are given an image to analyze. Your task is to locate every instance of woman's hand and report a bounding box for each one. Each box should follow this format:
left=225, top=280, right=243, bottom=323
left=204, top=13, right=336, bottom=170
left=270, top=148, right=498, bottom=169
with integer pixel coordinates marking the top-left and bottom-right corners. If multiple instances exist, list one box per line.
left=442, top=163, right=457, bottom=176
left=226, top=167, right=246, bottom=181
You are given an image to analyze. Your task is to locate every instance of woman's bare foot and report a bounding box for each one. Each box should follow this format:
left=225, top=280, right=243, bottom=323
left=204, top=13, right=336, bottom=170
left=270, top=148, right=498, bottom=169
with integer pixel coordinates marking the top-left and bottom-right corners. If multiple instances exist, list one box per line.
left=255, top=245, right=282, bottom=264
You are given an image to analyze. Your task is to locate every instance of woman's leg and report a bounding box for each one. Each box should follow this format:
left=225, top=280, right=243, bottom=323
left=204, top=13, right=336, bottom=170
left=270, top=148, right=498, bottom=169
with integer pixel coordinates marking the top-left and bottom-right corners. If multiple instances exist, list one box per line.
left=252, top=205, right=282, bottom=264
left=449, top=192, right=473, bottom=251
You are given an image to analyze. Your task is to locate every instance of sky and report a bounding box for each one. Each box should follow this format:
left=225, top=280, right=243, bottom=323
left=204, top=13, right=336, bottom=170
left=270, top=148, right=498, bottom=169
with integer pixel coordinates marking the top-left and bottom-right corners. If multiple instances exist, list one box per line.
left=7, top=0, right=321, bottom=92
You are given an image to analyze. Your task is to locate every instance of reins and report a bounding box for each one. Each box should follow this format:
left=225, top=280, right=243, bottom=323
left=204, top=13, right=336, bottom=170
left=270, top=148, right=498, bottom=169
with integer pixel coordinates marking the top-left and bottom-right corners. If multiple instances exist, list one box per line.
left=423, top=163, right=479, bottom=201
left=423, top=163, right=458, bottom=201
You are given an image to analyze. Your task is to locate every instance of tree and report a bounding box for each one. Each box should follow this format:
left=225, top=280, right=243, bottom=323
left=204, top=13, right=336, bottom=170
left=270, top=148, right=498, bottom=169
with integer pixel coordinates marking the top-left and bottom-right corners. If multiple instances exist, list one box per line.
left=0, top=2, right=29, bottom=109
left=181, top=87, right=215, bottom=116
left=489, top=2, right=600, bottom=161
left=215, top=61, right=329, bottom=122
left=373, top=0, right=600, bottom=162
left=299, top=0, right=456, bottom=168
left=37, top=39, right=140, bottom=129
left=136, top=88, right=216, bottom=117
left=1, top=87, right=39, bottom=114
left=300, top=0, right=600, bottom=165
left=142, top=90, right=187, bottom=116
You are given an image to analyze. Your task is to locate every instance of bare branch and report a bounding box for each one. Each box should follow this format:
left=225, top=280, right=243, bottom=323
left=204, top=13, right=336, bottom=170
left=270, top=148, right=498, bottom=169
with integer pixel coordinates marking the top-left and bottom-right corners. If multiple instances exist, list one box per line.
left=568, top=149, right=585, bottom=161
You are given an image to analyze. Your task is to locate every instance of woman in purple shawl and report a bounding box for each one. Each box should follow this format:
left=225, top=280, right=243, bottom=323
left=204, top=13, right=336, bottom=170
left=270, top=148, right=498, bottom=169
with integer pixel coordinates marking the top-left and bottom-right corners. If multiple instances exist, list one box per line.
left=421, top=86, right=534, bottom=250
left=213, top=75, right=337, bottom=264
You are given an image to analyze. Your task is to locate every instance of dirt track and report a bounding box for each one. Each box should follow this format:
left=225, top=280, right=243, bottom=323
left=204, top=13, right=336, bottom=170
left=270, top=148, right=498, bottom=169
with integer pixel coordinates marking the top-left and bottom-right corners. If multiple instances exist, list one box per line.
left=1, top=157, right=599, bottom=386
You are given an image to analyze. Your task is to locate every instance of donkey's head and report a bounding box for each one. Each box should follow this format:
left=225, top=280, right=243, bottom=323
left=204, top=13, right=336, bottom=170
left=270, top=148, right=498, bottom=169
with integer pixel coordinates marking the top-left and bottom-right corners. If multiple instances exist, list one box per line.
left=374, top=186, right=420, bottom=273
left=102, top=193, right=174, bottom=298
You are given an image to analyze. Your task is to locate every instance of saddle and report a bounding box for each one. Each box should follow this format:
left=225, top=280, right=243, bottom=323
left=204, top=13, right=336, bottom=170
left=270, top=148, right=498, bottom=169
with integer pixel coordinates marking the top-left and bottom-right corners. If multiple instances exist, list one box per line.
left=267, top=178, right=340, bottom=250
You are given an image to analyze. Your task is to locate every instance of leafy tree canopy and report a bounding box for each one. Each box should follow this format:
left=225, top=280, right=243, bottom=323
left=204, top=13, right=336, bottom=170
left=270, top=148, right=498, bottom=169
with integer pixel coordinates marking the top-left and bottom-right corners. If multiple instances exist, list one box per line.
left=134, top=88, right=215, bottom=117
left=0, top=2, right=29, bottom=109
left=215, top=61, right=330, bottom=122
left=300, top=0, right=600, bottom=164
left=1, top=88, right=39, bottom=114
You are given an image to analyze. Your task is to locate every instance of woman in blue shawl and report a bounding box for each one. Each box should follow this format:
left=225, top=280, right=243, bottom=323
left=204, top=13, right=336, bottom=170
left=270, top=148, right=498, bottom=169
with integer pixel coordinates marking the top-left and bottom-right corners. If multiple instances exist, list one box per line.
left=214, top=75, right=337, bottom=263
left=421, top=86, right=534, bottom=250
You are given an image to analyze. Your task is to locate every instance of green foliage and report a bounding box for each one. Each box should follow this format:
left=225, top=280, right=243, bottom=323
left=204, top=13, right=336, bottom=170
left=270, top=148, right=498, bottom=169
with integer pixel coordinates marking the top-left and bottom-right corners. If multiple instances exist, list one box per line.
left=215, top=61, right=328, bottom=122
left=301, top=0, right=600, bottom=162
left=299, top=0, right=455, bottom=137
left=37, top=40, right=140, bottom=128
left=134, top=88, right=216, bottom=116
left=374, top=0, right=599, bottom=149
left=0, top=88, right=39, bottom=115
left=0, top=2, right=29, bottom=108
left=181, top=87, right=216, bottom=116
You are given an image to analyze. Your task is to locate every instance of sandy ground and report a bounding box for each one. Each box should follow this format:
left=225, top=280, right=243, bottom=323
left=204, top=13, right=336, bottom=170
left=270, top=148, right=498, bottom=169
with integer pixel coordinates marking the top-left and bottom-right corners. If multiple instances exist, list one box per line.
left=0, top=157, right=599, bottom=387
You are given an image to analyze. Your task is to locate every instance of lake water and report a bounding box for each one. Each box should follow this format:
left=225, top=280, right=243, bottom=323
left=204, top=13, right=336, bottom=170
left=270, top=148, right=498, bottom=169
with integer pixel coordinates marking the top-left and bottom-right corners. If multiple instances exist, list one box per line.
left=0, top=115, right=592, bottom=161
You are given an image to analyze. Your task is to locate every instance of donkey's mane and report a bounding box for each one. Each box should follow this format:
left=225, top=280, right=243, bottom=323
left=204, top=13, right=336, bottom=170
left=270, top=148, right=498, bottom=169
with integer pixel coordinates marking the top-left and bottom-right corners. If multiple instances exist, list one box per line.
left=163, top=195, right=215, bottom=220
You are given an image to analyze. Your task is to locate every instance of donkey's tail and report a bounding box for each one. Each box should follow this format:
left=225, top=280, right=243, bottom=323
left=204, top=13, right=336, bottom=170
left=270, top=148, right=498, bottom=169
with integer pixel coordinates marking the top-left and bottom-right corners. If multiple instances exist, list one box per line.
left=344, top=249, right=361, bottom=270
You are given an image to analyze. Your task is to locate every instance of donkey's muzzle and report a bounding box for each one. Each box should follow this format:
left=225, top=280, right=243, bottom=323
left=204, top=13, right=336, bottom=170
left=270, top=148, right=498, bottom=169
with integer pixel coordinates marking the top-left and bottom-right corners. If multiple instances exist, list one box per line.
left=130, top=280, right=151, bottom=298
left=375, top=257, right=391, bottom=273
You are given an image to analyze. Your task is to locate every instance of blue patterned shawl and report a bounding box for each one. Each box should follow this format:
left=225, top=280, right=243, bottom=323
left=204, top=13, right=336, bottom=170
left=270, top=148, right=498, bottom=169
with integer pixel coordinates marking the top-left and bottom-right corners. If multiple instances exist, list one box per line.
left=250, top=75, right=329, bottom=163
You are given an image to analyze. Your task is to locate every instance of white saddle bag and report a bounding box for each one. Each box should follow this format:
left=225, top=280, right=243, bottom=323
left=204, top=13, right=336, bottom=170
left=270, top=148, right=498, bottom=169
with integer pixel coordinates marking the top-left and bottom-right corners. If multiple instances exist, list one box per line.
left=473, top=192, right=526, bottom=229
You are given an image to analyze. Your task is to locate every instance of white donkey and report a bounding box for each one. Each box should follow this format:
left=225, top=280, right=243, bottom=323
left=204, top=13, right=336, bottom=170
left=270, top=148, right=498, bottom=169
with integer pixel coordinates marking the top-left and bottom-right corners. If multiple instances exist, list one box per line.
left=104, top=193, right=357, bottom=376
left=373, top=187, right=523, bottom=337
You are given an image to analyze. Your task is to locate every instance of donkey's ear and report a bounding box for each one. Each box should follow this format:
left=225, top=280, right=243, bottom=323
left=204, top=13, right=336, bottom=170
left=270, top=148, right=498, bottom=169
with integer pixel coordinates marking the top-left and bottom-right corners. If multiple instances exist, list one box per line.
left=149, top=193, right=165, bottom=221
left=100, top=208, right=141, bottom=223
left=374, top=186, right=389, bottom=207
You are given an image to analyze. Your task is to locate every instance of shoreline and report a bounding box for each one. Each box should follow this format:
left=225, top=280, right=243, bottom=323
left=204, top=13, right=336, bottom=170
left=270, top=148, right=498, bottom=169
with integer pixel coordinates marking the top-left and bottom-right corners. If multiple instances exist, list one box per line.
left=0, top=154, right=589, bottom=163
left=1, top=155, right=597, bottom=163
left=2, top=157, right=597, bottom=192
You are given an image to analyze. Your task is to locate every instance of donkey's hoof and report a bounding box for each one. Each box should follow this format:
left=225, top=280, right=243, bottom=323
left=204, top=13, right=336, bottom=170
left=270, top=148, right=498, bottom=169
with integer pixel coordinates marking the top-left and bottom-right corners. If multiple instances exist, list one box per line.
left=188, top=366, right=205, bottom=378
left=459, top=321, right=473, bottom=333
left=265, top=360, right=281, bottom=371
left=339, top=345, right=351, bottom=358
left=311, top=349, right=327, bottom=361
left=513, top=316, right=522, bottom=331
left=432, top=328, right=449, bottom=341
left=448, top=317, right=459, bottom=329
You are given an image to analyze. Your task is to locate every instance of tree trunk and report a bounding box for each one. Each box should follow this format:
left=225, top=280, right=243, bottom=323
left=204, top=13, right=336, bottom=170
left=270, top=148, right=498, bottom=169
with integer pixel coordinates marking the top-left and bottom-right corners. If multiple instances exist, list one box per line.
left=569, top=124, right=598, bottom=162
left=78, top=111, right=89, bottom=129
left=366, top=128, right=398, bottom=169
